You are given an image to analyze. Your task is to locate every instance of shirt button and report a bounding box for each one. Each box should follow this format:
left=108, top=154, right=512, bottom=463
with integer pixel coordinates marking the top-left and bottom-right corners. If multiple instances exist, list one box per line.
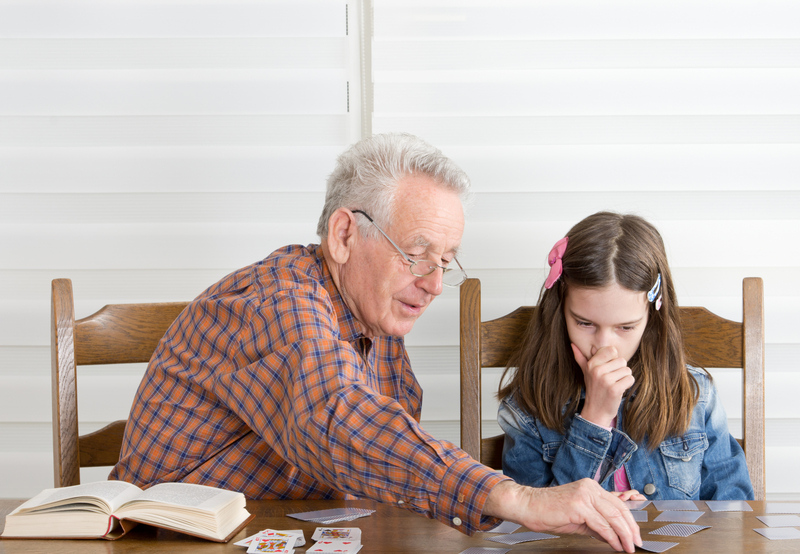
left=397, top=500, right=404, bottom=504
left=452, top=517, right=462, bottom=526
left=458, top=494, right=465, bottom=503
left=644, top=483, right=657, bottom=495
left=683, top=456, right=692, bottom=462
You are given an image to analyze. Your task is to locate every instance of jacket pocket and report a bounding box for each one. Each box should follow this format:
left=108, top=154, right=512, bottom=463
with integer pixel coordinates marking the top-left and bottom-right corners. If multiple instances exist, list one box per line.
left=542, top=442, right=561, bottom=463
left=659, top=433, right=708, bottom=496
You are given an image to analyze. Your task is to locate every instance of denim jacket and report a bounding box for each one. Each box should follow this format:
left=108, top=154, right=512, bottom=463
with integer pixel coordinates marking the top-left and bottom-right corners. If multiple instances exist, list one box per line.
left=498, top=367, right=754, bottom=500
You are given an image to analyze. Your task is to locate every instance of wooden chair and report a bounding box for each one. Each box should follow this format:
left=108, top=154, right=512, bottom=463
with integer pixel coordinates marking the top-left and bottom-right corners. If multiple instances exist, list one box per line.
left=51, top=278, right=189, bottom=488
left=460, top=277, right=766, bottom=500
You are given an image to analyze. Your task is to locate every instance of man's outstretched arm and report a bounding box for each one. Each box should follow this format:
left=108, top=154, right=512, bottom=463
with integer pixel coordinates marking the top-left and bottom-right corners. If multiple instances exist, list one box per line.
left=482, top=479, right=643, bottom=553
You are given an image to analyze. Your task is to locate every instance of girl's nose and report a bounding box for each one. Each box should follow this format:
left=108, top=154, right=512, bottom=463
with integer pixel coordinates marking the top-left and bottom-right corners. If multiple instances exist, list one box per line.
left=591, top=329, right=614, bottom=357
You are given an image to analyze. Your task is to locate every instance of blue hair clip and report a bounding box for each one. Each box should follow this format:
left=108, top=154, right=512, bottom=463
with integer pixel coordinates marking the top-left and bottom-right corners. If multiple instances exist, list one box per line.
left=647, top=273, right=662, bottom=303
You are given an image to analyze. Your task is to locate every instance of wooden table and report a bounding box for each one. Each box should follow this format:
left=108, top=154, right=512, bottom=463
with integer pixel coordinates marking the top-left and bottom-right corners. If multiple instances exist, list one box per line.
left=1, top=499, right=798, bottom=553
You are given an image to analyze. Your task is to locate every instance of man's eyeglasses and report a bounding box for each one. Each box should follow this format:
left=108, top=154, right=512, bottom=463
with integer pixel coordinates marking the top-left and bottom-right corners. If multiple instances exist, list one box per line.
left=352, top=210, right=467, bottom=287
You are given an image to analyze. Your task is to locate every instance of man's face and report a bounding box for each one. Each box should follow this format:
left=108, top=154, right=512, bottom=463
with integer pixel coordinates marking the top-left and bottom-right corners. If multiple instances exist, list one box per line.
left=340, top=174, right=465, bottom=338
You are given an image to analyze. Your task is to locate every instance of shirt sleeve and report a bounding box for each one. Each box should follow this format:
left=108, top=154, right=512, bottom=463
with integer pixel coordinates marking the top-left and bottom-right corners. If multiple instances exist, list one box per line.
left=208, top=288, right=508, bottom=534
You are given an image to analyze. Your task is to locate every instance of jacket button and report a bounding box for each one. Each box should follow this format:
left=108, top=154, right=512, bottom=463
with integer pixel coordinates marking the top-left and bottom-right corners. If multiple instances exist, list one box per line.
left=644, top=483, right=657, bottom=495
left=683, top=456, right=692, bottom=462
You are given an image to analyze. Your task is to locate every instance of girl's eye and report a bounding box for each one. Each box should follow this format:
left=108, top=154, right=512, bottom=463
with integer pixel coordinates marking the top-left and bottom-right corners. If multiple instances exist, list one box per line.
left=620, top=326, right=635, bottom=332
left=576, top=320, right=593, bottom=328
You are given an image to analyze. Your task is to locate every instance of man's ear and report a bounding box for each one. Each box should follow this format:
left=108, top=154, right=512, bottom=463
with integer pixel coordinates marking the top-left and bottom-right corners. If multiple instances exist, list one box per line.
left=325, top=208, right=359, bottom=264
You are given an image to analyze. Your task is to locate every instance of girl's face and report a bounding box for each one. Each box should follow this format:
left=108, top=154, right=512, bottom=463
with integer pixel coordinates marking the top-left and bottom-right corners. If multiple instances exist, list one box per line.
left=564, top=282, right=649, bottom=364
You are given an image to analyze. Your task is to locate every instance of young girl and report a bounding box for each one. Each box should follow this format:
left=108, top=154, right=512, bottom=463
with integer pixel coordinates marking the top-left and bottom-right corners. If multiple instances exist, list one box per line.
left=497, top=212, right=753, bottom=500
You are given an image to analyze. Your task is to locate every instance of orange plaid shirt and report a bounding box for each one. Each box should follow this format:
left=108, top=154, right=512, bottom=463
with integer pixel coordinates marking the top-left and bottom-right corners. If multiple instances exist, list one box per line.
left=110, top=244, right=507, bottom=534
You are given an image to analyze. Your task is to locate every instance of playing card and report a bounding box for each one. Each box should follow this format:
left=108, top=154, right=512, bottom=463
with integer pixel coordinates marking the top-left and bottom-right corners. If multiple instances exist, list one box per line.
left=457, top=548, right=510, bottom=554
left=653, top=500, right=699, bottom=511
left=753, top=527, right=800, bottom=540
left=481, top=521, right=521, bottom=534
left=625, top=500, right=652, bottom=510
left=764, top=502, right=800, bottom=514
left=307, top=539, right=363, bottom=554
left=287, top=508, right=375, bottom=524
left=312, top=528, right=362, bottom=541
left=246, top=532, right=297, bottom=554
left=705, top=500, right=752, bottom=512
left=485, top=531, right=559, bottom=545
left=638, top=540, right=679, bottom=552
left=236, top=530, right=305, bottom=548
left=631, top=510, right=648, bottom=522
left=654, top=510, right=704, bottom=523
left=756, top=514, right=800, bottom=527
left=649, top=523, right=710, bottom=537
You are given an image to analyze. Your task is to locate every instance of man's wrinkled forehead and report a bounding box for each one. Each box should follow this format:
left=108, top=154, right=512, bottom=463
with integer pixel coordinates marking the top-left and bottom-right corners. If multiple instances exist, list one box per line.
left=408, top=233, right=462, bottom=258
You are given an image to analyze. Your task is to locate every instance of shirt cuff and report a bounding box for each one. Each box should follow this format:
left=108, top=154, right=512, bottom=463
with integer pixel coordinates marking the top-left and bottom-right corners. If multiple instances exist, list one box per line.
left=433, top=457, right=510, bottom=535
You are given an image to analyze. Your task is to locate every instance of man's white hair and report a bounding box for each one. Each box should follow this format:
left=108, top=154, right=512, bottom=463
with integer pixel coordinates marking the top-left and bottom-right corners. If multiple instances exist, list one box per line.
left=316, top=132, right=472, bottom=238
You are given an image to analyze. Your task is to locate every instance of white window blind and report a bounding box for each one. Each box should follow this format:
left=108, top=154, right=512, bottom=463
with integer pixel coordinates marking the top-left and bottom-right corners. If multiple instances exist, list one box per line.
left=0, top=0, right=362, bottom=497
left=373, top=0, right=800, bottom=499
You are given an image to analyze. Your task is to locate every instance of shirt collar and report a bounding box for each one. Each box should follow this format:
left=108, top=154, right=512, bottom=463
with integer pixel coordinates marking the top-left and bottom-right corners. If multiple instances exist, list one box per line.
left=311, top=244, right=365, bottom=344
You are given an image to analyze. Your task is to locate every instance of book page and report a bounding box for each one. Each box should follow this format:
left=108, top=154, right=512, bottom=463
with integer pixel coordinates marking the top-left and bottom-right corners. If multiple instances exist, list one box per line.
left=12, top=481, right=142, bottom=516
left=123, top=482, right=241, bottom=512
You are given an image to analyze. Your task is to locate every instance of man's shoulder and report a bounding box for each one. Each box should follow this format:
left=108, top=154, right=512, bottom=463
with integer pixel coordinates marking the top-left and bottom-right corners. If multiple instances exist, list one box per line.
left=202, top=244, right=325, bottom=300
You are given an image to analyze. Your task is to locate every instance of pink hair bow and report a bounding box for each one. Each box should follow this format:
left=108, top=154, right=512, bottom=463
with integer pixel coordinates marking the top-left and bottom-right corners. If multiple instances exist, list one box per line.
left=545, top=237, right=569, bottom=289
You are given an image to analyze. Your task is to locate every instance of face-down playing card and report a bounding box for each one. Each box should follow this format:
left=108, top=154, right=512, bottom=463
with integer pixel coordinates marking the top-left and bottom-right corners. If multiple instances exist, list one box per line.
left=649, top=523, right=710, bottom=537
left=637, top=540, right=679, bottom=553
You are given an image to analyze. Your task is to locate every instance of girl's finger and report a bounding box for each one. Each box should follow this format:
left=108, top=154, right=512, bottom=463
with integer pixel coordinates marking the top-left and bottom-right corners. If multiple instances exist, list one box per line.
left=571, top=343, right=589, bottom=372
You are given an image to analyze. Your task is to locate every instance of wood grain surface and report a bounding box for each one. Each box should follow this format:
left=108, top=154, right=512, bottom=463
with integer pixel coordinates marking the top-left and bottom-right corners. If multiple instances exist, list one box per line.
left=1, top=499, right=797, bottom=554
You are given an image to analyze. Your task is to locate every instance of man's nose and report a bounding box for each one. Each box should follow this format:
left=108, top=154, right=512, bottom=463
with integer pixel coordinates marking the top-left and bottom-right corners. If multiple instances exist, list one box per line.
left=418, top=268, right=444, bottom=296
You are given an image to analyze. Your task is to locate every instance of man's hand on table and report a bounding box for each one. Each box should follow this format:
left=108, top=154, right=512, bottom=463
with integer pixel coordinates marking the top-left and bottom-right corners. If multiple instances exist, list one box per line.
left=482, top=479, right=643, bottom=553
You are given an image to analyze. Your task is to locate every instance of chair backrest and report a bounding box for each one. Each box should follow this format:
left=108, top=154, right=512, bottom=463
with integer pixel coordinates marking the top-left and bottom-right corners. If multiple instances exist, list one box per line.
left=51, top=278, right=189, bottom=488
left=460, top=277, right=766, bottom=500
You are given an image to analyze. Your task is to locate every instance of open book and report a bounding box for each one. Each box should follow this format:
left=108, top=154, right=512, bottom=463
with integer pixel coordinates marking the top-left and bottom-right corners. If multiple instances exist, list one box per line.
left=1, top=480, right=253, bottom=542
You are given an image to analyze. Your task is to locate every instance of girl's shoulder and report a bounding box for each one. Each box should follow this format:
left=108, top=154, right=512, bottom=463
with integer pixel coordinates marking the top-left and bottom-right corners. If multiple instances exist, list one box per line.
left=498, top=392, right=542, bottom=435
left=687, top=365, right=713, bottom=401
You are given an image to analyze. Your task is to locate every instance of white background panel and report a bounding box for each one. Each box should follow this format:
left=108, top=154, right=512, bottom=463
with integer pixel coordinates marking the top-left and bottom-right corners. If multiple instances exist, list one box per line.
left=0, top=222, right=321, bottom=269
left=461, top=192, right=800, bottom=221
left=767, top=447, right=800, bottom=495
left=374, top=39, right=800, bottom=70
left=0, top=193, right=326, bottom=224
left=0, top=1, right=345, bottom=38
left=374, top=115, right=800, bottom=145
left=446, top=144, right=800, bottom=192
left=0, top=69, right=346, bottom=115
left=0, top=115, right=348, bottom=147
left=0, top=146, right=340, bottom=193
left=375, top=1, right=800, bottom=40
left=0, top=269, right=237, bottom=304
left=376, top=69, right=800, bottom=115
left=0, top=37, right=347, bottom=70
left=0, top=452, right=53, bottom=498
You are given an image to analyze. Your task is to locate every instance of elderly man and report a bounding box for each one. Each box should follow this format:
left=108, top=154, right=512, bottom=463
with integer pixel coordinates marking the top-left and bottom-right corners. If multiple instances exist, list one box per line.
left=110, top=133, right=642, bottom=552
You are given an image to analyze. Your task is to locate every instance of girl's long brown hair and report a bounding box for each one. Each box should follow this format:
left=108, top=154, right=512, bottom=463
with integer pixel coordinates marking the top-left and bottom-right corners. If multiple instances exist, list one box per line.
left=498, top=212, right=699, bottom=449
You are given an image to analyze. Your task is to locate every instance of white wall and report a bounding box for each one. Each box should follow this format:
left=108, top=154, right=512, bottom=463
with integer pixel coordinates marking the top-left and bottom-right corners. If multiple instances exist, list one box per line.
left=0, top=0, right=358, bottom=496
left=376, top=0, right=800, bottom=501
left=1, top=0, right=799, bottom=501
